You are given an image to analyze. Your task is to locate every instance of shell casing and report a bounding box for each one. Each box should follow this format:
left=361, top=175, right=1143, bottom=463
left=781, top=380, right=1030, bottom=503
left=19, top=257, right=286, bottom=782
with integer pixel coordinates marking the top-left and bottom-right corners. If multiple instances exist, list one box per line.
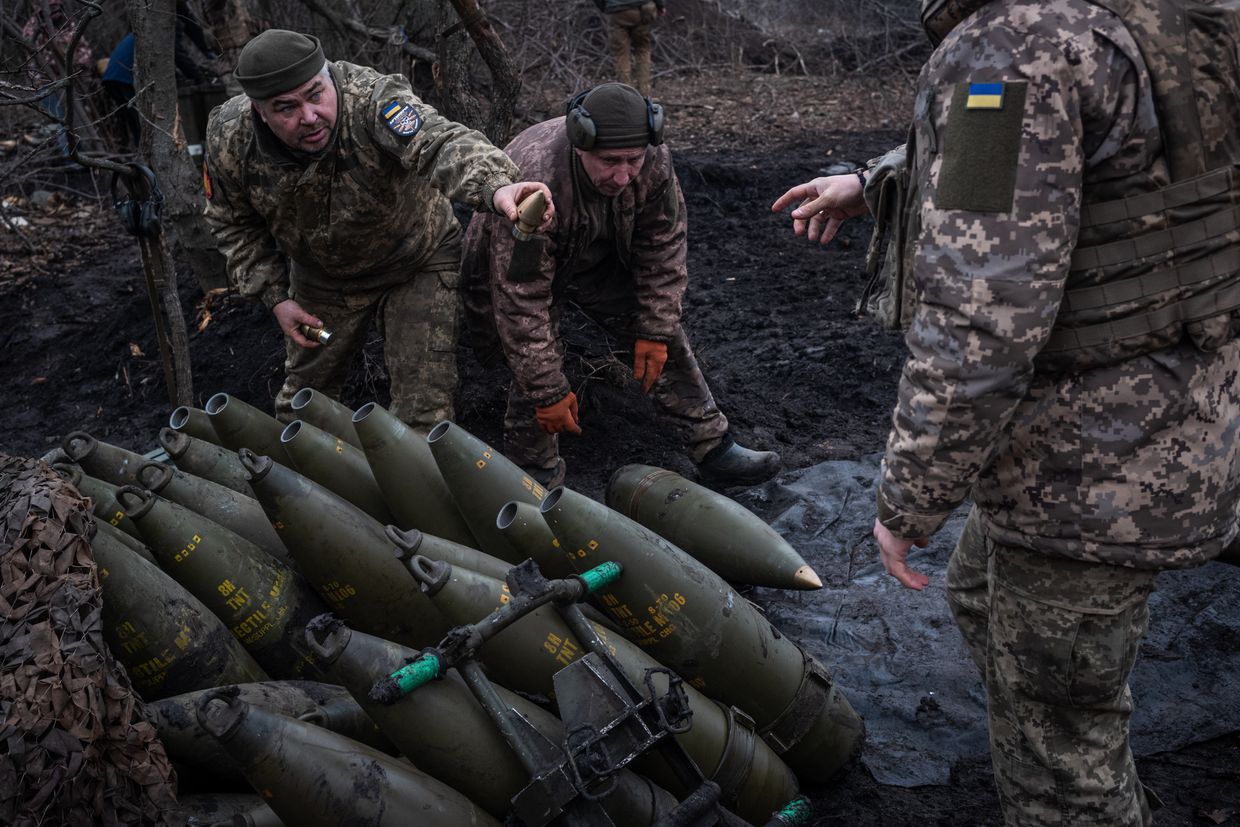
left=115, top=486, right=325, bottom=680
left=159, top=427, right=252, bottom=495
left=205, top=393, right=294, bottom=468
left=195, top=693, right=502, bottom=827
left=352, top=403, right=478, bottom=548
left=92, top=523, right=269, bottom=699
left=280, top=419, right=394, bottom=525
left=425, top=421, right=547, bottom=564
left=606, top=464, right=821, bottom=590
left=289, top=388, right=361, bottom=449
left=239, top=450, right=452, bottom=648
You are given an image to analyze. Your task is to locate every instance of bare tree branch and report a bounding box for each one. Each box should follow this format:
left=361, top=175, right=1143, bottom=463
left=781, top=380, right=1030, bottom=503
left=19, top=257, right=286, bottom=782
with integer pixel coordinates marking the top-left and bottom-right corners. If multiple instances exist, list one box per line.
left=295, top=0, right=438, bottom=62
left=444, top=0, right=519, bottom=144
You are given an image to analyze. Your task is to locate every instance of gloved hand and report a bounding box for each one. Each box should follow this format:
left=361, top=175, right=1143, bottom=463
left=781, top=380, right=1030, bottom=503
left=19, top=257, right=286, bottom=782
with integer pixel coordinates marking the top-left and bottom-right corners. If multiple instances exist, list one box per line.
left=633, top=339, right=668, bottom=393
left=535, top=391, right=582, bottom=435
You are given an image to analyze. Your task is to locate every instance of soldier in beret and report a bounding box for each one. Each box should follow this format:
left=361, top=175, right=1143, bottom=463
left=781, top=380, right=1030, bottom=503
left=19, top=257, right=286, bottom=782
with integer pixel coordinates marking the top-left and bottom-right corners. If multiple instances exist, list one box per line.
left=203, top=29, right=553, bottom=429
left=463, top=82, right=780, bottom=489
left=774, top=0, right=1240, bottom=824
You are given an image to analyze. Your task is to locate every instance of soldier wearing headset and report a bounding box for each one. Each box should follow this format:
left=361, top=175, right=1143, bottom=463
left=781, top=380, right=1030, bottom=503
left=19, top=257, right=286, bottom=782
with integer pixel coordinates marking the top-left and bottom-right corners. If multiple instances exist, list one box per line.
left=462, top=82, right=780, bottom=489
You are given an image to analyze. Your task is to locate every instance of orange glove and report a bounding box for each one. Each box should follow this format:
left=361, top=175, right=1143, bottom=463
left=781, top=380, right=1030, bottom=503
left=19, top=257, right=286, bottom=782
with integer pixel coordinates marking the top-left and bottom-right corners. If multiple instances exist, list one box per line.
left=633, top=339, right=668, bottom=393
left=535, top=391, right=582, bottom=435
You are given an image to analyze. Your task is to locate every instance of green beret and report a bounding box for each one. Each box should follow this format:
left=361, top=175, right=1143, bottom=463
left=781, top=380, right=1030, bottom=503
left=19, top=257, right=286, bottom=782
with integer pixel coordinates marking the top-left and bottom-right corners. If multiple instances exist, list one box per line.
left=236, top=29, right=325, bottom=99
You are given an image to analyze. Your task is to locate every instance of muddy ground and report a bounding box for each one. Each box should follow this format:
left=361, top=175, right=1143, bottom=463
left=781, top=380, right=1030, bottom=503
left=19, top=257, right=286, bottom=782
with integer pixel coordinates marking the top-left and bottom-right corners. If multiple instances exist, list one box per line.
left=2, top=92, right=1238, bottom=824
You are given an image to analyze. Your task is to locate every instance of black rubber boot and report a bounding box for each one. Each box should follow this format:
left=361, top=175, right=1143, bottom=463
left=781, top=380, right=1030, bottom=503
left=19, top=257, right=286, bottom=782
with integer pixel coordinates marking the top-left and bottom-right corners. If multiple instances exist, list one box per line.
left=695, top=438, right=781, bottom=487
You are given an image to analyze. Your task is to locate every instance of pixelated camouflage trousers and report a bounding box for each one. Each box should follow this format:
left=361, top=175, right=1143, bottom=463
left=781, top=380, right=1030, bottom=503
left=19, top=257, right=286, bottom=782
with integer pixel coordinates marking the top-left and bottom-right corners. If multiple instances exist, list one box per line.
left=946, top=507, right=1157, bottom=827
left=275, top=254, right=461, bottom=431
left=607, top=3, right=657, bottom=96
left=504, top=314, right=729, bottom=487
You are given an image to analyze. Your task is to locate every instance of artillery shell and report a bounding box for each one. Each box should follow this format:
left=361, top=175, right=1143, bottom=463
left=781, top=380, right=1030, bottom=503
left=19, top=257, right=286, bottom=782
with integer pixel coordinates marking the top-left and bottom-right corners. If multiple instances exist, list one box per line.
left=238, top=450, right=450, bottom=647
left=205, top=393, right=294, bottom=467
left=196, top=689, right=502, bottom=826
left=606, top=464, right=822, bottom=590
left=425, top=421, right=548, bottom=563
left=540, top=486, right=864, bottom=782
left=116, top=486, right=323, bottom=679
left=159, top=427, right=252, bottom=494
left=91, top=521, right=268, bottom=698
left=290, top=387, right=361, bottom=449
left=351, top=402, right=477, bottom=547
left=280, top=419, right=393, bottom=525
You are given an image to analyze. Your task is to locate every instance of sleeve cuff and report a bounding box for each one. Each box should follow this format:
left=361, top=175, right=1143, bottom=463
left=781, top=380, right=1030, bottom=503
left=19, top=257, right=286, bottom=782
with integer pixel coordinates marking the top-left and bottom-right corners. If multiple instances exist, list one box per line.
left=876, top=485, right=951, bottom=540
left=529, top=377, right=572, bottom=409
left=259, top=284, right=291, bottom=309
left=480, top=176, right=515, bottom=212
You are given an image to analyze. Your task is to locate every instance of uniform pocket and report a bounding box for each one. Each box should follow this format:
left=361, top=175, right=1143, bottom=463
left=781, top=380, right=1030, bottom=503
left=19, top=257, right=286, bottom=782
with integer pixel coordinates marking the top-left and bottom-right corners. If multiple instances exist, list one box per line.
left=990, top=550, right=1151, bottom=708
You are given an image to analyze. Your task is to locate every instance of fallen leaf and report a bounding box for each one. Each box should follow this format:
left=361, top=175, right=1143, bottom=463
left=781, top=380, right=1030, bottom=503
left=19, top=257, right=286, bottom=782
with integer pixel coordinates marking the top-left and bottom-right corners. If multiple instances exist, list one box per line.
left=129, top=343, right=145, bottom=357
left=1201, top=809, right=1233, bottom=825
left=32, top=376, right=46, bottom=384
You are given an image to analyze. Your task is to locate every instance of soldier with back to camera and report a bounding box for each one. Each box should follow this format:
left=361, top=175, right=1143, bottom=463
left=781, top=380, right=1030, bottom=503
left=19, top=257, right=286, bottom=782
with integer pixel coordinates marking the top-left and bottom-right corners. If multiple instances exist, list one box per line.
left=773, top=0, right=1240, bottom=824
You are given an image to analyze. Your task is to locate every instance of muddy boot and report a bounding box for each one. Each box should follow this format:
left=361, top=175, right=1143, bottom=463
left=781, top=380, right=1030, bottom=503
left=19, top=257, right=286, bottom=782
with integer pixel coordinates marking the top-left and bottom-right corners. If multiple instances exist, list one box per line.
left=695, top=438, right=781, bottom=487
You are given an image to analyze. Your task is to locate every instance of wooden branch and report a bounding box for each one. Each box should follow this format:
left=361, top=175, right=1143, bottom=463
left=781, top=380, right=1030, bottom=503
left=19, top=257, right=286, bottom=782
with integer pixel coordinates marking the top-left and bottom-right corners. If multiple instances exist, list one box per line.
left=295, top=0, right=438, bottom=63
left=59, top=0, right=101, bottom=162
left=444, top=0, right=520, bottom=144
left=126, top=0, right=196, bottom=406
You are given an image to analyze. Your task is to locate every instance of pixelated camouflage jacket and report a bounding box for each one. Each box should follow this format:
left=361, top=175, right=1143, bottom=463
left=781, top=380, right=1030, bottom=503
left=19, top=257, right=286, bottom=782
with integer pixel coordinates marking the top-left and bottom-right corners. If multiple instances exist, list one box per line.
left=203, top=61, right=519, bottom=308
left=877, top=0, right=1240, bottom=568
left=461, top=117, right=689, bottom=407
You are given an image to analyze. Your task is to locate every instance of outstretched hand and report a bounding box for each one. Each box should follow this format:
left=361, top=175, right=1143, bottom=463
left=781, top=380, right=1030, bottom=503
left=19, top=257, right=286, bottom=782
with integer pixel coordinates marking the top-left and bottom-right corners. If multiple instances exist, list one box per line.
left=494, top=181, right=555, bottom=233
left=272, top=299, right=323, bottom=349
left=771, top=173, right=870, bottom=246
left=873, top=518, right=931, bottom=591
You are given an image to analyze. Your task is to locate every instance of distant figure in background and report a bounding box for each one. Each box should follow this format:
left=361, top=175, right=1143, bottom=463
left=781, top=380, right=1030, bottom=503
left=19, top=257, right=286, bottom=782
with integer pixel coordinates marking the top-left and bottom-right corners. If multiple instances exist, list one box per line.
left=101, top=4, right=218, bottom=151
left=101, top=34, right=141, bottom=149
left=595, top=0, right=665, bottom=96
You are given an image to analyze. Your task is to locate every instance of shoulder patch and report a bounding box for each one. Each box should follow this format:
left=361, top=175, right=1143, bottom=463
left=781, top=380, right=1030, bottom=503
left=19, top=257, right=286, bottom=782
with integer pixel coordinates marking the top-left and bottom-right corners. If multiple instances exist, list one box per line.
left=936, top=81, right=1028, bottom=213
left=965, top=82, right=1005, bottom=110
left=381, top=99, right=422, bottom=138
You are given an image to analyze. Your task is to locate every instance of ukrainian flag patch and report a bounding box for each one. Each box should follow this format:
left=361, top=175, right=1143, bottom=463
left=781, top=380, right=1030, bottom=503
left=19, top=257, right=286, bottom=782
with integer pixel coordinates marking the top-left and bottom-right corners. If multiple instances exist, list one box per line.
left=381, top=99, right=422, bottom=137
left=965, top=82, right=1004, bottom=110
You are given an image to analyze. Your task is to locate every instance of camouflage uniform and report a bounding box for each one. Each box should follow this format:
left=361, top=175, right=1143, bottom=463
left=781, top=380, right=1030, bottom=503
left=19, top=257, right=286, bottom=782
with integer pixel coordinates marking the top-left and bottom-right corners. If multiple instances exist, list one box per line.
left=204, top=61, right=519, bottom=428
left=600, top=0, right=662, bottom=96
left=462, top=117, right=729, bottom=482
left=875, top=1, right=1240, bottom=824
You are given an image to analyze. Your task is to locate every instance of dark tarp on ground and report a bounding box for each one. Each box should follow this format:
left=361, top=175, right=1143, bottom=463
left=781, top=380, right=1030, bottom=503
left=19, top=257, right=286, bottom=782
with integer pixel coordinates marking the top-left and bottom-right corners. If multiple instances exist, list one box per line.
left=739, top=456, right=1240, bottom=787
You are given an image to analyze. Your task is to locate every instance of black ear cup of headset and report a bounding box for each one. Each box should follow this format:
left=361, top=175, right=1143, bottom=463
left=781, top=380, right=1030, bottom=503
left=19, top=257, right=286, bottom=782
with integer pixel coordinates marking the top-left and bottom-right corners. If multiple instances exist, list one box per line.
left=565, top=89, right=598, bottom=149
left=111, top=163, right=164, bottom=238
left=565, top=87, right=665, bottom=150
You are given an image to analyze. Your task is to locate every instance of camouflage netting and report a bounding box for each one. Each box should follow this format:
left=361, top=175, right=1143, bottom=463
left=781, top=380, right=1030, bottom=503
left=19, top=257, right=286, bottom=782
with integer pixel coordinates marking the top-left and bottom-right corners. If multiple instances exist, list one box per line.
left=0, top=455, right=176, bottom=826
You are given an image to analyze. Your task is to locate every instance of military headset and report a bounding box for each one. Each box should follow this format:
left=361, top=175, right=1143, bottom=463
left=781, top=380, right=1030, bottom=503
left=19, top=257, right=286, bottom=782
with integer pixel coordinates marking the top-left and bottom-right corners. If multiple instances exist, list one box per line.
left=111, top=163, right=164, bottom=238
left=565, top=87, right=665, bottom=150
